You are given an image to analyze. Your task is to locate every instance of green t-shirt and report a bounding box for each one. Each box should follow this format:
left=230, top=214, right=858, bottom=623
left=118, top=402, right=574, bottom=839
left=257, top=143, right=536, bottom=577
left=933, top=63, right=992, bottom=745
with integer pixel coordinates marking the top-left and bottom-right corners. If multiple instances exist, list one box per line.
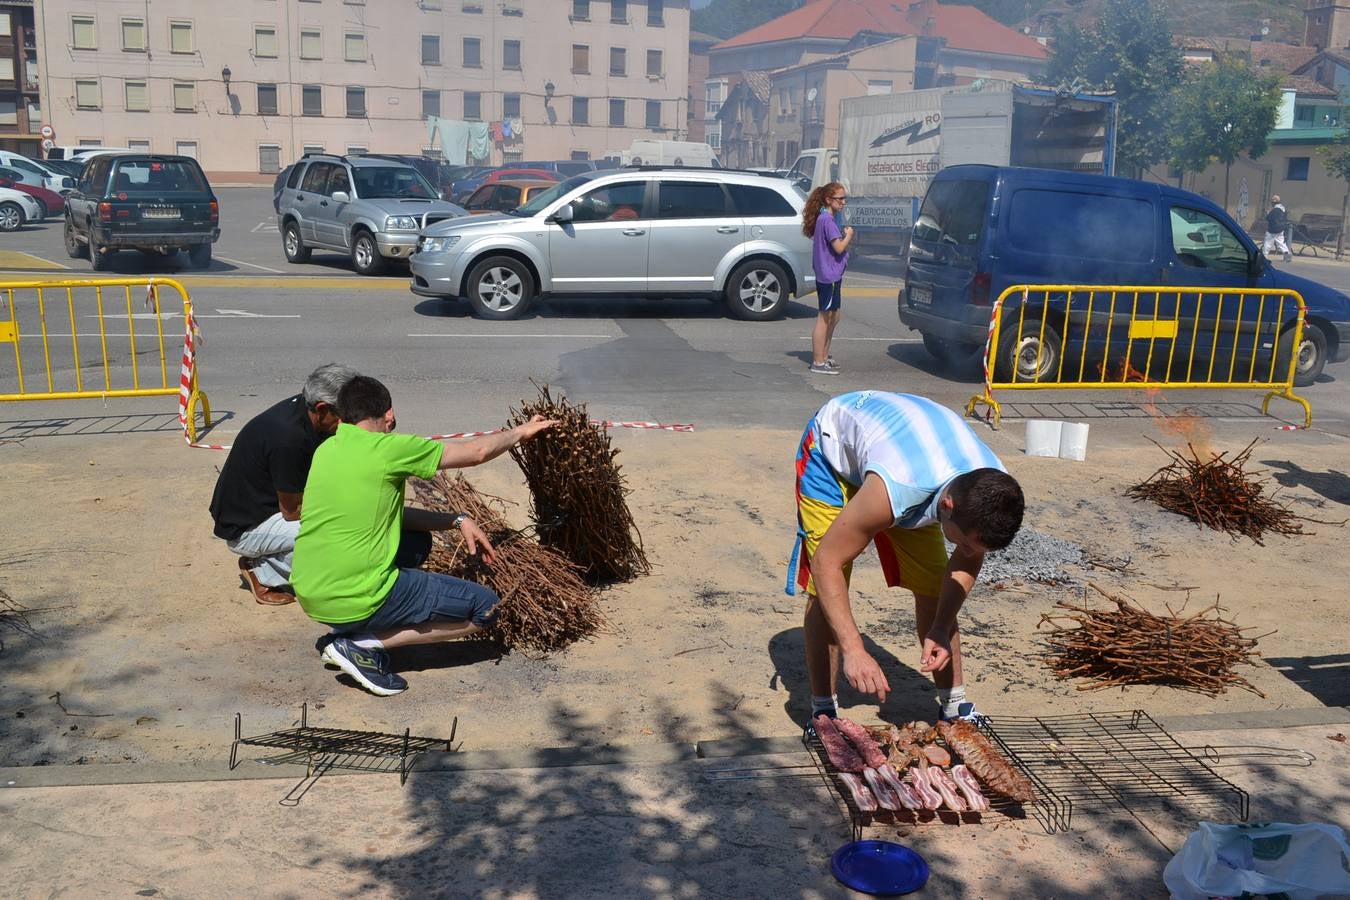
left=292, top=423, right=442, bottom=623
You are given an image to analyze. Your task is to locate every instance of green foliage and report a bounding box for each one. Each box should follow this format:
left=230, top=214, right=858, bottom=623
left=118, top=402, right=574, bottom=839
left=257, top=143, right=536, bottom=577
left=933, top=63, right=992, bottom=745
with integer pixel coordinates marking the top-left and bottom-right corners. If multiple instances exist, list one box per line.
left=947, top=0, right=1037, bottom=25
left=1046, top=0, right=1185, bottom=177
left=691, top=0, right=805, bottom=39
left=1318, top=132, right=1350, bottom=184
left=1171, top=51, right=1282, bottom=174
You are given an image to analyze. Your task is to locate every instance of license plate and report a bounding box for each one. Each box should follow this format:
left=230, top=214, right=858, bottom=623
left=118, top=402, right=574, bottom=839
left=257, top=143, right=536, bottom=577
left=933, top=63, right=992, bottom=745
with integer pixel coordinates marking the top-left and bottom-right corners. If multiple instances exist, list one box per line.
left=142, top=208, right=180, bottom=219
left=910, top=285, right=932, bottom=307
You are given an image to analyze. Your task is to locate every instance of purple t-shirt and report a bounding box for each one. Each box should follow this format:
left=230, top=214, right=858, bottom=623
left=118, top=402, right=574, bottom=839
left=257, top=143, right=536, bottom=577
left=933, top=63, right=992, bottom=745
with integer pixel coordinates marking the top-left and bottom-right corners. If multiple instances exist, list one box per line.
left=812, top=211, right=848, bottom=284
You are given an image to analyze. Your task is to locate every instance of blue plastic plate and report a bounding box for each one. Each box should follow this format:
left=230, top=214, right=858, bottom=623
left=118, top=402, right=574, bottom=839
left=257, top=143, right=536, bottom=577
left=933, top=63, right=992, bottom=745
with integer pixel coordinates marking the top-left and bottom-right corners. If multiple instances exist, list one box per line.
left=830, top=839, right=929, bottom=896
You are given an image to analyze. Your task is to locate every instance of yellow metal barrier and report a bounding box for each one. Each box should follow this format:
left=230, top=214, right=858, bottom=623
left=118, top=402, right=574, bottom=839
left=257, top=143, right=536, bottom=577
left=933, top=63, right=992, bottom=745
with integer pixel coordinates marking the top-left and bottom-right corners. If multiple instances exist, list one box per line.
left=0, top=277, right=211, bottom=440
left=966, top=284, right=1311, bottom=429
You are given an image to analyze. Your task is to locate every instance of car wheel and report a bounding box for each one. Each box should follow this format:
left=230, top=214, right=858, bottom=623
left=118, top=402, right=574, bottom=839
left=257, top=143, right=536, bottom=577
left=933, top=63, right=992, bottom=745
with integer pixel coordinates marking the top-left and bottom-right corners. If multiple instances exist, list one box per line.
left=282, top=221, right=311, bottom=264
left=188, top=243, right=212, bottom=270
left=64, top=217, right=87, bottom=258
left=0, top=202, right=24, bottom=232
left=466, top=256, right=533, bottom=320
left=994, top=319, right=1063, bottom=383
left=351, top=230, right=386, bottom=276
left=89, top=240, right=112, bottom=272
left=725, top=258, right=789, bottom=321
left=1277, top=321, right=1328, bottom=387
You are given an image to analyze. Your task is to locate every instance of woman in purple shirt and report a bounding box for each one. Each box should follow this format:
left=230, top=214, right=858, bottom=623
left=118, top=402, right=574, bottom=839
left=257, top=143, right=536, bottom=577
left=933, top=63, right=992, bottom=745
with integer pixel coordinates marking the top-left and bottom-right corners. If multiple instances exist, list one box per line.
left=802, top=182, right=855, bottom=375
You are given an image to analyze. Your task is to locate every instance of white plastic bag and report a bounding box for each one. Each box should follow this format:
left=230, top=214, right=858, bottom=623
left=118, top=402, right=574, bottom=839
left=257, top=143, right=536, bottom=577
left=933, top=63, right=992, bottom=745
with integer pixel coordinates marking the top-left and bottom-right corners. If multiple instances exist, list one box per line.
left=1163, top=822, right=1350, bottom=900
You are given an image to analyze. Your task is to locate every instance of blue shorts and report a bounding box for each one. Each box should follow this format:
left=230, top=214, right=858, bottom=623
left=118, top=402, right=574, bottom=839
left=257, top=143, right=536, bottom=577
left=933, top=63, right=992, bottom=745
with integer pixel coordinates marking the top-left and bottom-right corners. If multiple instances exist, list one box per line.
left=817, top=279, right=843, bottom=312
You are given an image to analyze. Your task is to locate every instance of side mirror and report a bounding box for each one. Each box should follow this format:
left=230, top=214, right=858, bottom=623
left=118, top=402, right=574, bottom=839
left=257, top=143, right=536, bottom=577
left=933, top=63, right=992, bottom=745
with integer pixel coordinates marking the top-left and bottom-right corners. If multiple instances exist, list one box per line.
left=1187, top=231, right=1206, bottom=243
left=331, top=190, right=350, bottom=204
left=548, top=203, right=574, bottom=224
left=1248, top=252, right=1264, bottom=277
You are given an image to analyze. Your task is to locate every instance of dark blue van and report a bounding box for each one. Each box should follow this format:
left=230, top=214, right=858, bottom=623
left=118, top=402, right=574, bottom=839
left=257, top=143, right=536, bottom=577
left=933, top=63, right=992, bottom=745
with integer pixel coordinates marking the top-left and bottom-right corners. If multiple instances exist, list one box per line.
left=900, top=165, right=1350, bottom=386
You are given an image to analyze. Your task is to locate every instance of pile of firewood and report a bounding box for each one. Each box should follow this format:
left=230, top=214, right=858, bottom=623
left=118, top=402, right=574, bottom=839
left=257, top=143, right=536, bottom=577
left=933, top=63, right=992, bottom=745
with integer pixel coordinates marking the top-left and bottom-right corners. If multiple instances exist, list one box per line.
left=1126, top=440, right=1308, bottom=545
left=1038, top=583, right=1268, bottom=697
left=412, top=473, right=608, bottom=653
left=507, top=384, right=650, bottom=583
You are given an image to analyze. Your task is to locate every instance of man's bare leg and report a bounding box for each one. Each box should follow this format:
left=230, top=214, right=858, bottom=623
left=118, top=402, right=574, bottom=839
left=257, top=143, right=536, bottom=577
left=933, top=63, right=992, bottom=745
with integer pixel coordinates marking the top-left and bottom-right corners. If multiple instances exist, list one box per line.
left=913, top=592, right=963, bottom=690
left=803, top=592, right=840, bottom=698
left=375, top=619, right=483, bottom=649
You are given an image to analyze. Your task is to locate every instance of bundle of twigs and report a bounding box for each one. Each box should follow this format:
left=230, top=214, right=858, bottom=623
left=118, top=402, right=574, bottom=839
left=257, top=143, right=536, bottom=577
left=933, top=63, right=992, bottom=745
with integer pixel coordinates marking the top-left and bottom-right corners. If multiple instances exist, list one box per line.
left=507, top=383, right=649, bottom=582
left=411, top=472, right=608, bottom=653
left=1038, top=583, right=1268, bottom=697
left=1126, top=439, right=1308, bottom=545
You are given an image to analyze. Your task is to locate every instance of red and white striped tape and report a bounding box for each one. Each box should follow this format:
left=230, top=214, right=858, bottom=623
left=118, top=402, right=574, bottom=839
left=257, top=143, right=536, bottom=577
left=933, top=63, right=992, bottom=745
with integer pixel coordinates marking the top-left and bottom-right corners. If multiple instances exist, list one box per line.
left=430, top=421, right=694, bottom=440
left=1273, top=424, right=1308, bottom=431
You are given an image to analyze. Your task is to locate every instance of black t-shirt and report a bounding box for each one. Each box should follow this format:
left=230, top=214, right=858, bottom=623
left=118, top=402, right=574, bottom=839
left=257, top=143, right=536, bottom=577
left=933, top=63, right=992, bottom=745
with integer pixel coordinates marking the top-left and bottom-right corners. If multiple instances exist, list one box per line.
left=208, top=394, right=325, bottom=541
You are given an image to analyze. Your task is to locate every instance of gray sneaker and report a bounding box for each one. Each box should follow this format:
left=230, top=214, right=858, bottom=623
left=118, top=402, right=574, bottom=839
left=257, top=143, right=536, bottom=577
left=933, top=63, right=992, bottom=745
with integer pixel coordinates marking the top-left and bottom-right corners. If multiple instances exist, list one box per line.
left=809, top=362, right=838, bottom=375
left=826, top=357, right=841, bottom=372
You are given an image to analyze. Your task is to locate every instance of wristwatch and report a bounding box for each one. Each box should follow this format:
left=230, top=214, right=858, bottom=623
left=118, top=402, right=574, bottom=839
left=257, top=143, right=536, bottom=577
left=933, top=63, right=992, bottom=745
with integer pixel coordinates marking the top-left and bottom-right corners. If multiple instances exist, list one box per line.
left=451, top=512, right=469, bottom=528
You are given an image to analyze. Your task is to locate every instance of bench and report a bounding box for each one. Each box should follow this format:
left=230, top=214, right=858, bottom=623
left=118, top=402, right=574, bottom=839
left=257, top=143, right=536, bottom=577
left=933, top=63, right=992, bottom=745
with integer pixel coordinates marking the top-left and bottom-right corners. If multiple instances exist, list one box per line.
left=1289, top=213, right=1342, bottom=258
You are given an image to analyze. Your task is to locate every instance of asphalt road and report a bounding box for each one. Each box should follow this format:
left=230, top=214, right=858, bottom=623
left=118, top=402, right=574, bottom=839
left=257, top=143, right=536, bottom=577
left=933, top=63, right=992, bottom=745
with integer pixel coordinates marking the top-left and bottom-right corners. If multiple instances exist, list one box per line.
left=1, top=186, right=1347, bottom=440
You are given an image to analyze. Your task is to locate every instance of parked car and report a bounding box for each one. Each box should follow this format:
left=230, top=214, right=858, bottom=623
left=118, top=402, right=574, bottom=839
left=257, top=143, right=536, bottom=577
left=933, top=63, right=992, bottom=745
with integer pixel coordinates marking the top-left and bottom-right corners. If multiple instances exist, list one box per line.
left=0, top=184, right=44, bottom=230
left=0, top=151, right=75, bottom=193
left=900, top=164, right=1350, bottom=386
left=351, top=153, right=462, bottom=197
left=411, top=167, right=811, bottom=320
left=39, top=158, right=87, bottom=181
left=462, top=179, right=555, bottom=215
left=515, top=159, right=601, bottom=178
left=0, top=168, right=64, bottom=217
left=276, top=152, right=466, bottom=275
left=447, top=165, right=514, bottom=204
left=45, top=145, right=133, bottom=161
left=63, top=154, right=219, bottom=270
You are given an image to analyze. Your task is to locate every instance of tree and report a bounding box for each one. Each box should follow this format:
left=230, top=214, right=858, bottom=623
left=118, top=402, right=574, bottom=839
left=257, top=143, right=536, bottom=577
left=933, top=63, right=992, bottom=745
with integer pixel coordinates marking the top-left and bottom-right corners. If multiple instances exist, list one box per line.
left=1317, top=128, right=1350, bottom=258
left=1171, top=51, right=1281, bottom=213
left=1047, top=0, right=1185, bottom=178
left=691, top=0, right=805, bottom=40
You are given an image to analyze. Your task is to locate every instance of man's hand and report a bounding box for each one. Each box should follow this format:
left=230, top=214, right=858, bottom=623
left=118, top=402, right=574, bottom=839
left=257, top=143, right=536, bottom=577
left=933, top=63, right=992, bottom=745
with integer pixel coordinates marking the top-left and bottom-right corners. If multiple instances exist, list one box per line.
left=843, top=225, right=855, bottom=239
left=459, top=517, right=497, bottom=565
left=516, top=415, right=560, bottom=442
left=842, top=649, right=890, bottom=703
left=919, top=630, right=953, bottom=673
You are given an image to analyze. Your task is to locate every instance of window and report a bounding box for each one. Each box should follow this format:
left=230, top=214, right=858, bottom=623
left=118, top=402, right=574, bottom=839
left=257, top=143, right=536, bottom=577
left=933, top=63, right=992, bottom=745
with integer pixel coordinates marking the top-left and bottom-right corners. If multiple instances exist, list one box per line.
left=658, top=181, right=727, bottom=218
left=346, top=145, right=367, bottom=155
left=75, top=79, right=100, bottom=110
left=867, top=80, right=892, bottom=95
left=610, top=47, right=626, bottom=76
left=422, top=90, right=441, bottom=118
left=464, top=91, right=481, bottom=120
left=705, top=80, right=724, bottom=117
left=462, top=37, right=479, bottom=67
left=422, top=34, right=441, bottom=66
left=344, top=33, right=366, bottom=62
left=646, top=49, right=662, bottom=77
left=302, top=84, right=322, bottom=116
left=503, top=93, right=521, bottom=118
left=302, top=145, right=325, bottom=157
left=122, top=19, right=146, bottom=52
left=125, top=80, right=149, bottom=112
left=572, top=44, right=589, bottom=75
left=611, top=0, right=628, bottom=23
left=1167, top=205, right=1248, bottom=275
left=572, top=96, right=589, bottom=124
left=502, top=0, right=522, bottom=14
left=175, top=141, right=198, bottom=159
left=728, top=184, right=794, bottom=217
left=572, top=0, right=590, bottom=20
left=72, top=16, right=96, bottom=50
left=422, top=0, right=442, bottom=7
left=300, top=28, right=321, bottom=59
left=647, top=0, right=664, bottom=26
left=609, top=98, right=625, bottom=126
left=346, top=86, right=366, bottom=118
left=1007, top=189, right=1154, bottom=263
left=462, top=0, right=482, bottom=11
left=258, top=83, right=278, bottom=115
left=1287, top=157, right=1310, bottom=181
left=173, top=82, right=196, bottom=112
left=503, top=39, right=521, bottom=70
left=301, top=162, right=332, bottom=192
left=570, top=181, right=644, bottom=222
left=128, top=140, right=151, bottom=152
left=645, top=100, right=661, bottom=128
left=170, top=20, right=194, bottom=54
left=255, top=26, right=277, bottom=58
left=706, top=124, right=721, bottom=149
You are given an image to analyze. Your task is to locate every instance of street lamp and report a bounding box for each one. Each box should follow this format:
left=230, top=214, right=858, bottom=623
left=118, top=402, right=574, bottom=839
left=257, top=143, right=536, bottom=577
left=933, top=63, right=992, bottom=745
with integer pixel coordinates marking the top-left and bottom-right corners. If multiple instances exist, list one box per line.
left=221, top=66, right=232, bottom=92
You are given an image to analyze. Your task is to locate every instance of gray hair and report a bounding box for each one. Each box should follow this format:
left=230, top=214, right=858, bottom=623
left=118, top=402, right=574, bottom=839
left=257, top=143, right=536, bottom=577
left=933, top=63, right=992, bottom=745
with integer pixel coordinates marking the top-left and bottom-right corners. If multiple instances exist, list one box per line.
left=302, top=363, right=359, bottom=408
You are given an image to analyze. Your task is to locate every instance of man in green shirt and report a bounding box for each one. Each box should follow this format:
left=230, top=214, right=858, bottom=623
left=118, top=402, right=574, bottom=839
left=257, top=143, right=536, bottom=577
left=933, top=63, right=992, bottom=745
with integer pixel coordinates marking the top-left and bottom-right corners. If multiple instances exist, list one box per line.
left=292, top=375, right=556, bottom=696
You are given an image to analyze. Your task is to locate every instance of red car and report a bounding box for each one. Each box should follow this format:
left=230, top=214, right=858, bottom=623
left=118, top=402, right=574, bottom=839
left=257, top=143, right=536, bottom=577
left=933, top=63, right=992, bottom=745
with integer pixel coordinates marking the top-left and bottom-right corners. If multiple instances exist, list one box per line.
left=0, top=167, right=64, bottom=217
left=481, top=167, right=560, bottom=187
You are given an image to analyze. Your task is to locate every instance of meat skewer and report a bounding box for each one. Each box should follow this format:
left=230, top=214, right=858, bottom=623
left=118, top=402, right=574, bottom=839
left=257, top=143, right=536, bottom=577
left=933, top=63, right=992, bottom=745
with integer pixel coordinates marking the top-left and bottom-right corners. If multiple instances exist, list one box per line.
left=928, top=766, right=969, bottom=813
left=838, top=772, right=878, bottom=812
left=815, top=715, right=864, bottom=773
left=951, top=764, right=991, bottom=811
left=936, top=720, right=1035, bottom=803
left=835, top=717, right=888, bottom=769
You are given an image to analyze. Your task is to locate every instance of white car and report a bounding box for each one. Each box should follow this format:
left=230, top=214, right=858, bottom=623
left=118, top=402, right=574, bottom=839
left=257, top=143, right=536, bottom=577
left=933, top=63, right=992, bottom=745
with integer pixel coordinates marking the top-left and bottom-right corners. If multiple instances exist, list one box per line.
left=0, top=185, right=44, bottom=230
left=0, top=151, right=75, bottom=194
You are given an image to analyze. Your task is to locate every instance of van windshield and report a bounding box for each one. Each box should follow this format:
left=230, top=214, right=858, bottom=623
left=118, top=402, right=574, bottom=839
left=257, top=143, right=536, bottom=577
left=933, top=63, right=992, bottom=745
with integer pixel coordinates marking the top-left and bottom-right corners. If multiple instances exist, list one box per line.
left=912, top=179, right=989, bottom=247
left=111, top=159, right=207, bottom=194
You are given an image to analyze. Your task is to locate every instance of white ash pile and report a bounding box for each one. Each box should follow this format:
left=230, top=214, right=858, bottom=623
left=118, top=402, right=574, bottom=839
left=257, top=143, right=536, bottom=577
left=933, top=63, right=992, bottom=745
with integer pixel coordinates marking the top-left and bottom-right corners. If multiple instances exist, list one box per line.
left=958, top=528, right=1084, bottom=586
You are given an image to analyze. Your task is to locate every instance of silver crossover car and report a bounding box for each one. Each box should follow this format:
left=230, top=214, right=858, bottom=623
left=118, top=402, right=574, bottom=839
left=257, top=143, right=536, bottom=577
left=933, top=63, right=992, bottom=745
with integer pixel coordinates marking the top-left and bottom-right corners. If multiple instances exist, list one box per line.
left=409, top=167, right=812, bottom=319
left=277, top=153, right=465, bottom=275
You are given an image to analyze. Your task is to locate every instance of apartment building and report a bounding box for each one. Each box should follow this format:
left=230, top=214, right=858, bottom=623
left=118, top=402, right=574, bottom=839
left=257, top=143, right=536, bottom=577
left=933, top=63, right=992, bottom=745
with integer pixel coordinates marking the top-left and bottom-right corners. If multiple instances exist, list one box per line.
left=0, top=0, right=39, bottom=155
left=35, top=0, right=691, bottom=179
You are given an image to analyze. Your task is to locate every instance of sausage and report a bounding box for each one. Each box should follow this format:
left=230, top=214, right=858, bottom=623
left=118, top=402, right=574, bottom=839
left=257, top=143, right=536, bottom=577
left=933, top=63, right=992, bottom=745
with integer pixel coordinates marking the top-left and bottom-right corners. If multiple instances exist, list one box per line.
left=814, top=715, right=864, bottom=773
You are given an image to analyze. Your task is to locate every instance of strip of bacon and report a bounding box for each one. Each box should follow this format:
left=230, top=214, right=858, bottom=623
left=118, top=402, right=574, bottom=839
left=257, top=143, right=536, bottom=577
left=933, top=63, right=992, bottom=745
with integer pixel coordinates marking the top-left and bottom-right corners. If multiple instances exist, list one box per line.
left=863, top=767, right=900, bottom=810
left=907, top=766, right=944, bottom=810
left=876, top=763, right=923, bottom=811
left=951, top=764, right=992, bottom=811
left=838, top=772, right=878, bottom=812
left=929, top=766, right=969, bottom=813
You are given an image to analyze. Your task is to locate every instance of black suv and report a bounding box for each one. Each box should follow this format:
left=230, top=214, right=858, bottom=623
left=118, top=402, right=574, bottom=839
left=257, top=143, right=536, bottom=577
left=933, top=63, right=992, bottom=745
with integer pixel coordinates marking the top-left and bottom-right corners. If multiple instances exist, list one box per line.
left=64, top=154, right=220, bottom=271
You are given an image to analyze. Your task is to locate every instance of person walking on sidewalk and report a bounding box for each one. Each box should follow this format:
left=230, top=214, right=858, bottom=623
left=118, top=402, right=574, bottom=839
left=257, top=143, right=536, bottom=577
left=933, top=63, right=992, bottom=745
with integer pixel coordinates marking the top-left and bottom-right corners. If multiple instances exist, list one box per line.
left=209, top=363, right=358, bottom=605
left=802, top=182, right=854, bottom=375
left=789, top=391, right=1025, bottom=722
left=1264, top=195, right=1293, bottom=263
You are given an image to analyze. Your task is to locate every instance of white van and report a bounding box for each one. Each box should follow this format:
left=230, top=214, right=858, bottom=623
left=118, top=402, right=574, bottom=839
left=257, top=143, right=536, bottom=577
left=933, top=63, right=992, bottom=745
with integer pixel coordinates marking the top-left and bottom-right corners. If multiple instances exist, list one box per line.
left=45, top=145, right=133, bottom=161
left=621, top=140, right=720, bottom=168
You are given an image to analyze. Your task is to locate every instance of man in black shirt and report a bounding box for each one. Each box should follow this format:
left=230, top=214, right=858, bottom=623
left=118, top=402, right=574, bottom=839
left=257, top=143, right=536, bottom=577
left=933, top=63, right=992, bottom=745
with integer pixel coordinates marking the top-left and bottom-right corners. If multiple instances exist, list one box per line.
left=209, top=363, right=357, bottom=604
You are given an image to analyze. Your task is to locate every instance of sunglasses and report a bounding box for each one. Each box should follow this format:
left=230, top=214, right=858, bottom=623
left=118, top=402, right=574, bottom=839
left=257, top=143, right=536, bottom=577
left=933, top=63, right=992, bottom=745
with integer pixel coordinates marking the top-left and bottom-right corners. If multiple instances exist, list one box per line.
left=830, top=195, right=847, bottom=201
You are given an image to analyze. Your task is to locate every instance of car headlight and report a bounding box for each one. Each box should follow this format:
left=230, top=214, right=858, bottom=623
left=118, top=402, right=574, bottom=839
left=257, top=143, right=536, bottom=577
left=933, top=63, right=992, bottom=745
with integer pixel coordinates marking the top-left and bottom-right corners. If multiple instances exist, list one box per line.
left=385, top=215, right=420, bottom=231
left=418, top=235, right=461, bottom=254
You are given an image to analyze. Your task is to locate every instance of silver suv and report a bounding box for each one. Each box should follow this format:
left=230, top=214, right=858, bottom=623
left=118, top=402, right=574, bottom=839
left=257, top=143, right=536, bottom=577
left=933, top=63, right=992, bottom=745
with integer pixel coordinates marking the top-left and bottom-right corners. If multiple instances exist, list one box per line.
left=409, top=167, right=811, bottom=319
left=277, top=153, right=465, bottom=275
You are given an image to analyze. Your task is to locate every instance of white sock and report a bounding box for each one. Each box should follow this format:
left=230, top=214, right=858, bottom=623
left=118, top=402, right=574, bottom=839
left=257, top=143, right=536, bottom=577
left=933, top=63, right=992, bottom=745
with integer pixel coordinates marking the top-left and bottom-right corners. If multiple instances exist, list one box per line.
left=349, top=634, right=384, bottom=650
left=811, top=694, right=839, bottom=715
left=937, top=685, right=968, bottom=718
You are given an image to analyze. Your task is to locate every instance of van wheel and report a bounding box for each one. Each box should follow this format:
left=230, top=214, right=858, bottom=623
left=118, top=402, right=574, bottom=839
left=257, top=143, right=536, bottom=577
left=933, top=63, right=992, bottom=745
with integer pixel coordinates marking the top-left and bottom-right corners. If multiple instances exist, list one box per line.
left=995, top=320, right=1063, bottom=383
left=0, top=202, right=24, bottom=232
left=282, top=222, right=311, bottom=263
left=351, top=230, right=386, bottom=276
left=466, top=256, right=533, bottom=320
left=1277, top=321, right=1328, bottom=387
left=64, top=217, right=87, bottom=258
left=726, top=259, right=789, bottom=321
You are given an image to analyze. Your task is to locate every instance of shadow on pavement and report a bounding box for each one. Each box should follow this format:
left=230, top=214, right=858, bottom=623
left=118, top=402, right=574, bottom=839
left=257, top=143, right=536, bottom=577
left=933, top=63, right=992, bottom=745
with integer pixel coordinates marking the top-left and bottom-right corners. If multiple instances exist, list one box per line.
left=1263, top=653, right=1350, bottom=707
left=1260, top=459, right=1350, bottom=506
left=0, top=411, right=196, bottom=440
left=413, top=295, right=820, bottom=322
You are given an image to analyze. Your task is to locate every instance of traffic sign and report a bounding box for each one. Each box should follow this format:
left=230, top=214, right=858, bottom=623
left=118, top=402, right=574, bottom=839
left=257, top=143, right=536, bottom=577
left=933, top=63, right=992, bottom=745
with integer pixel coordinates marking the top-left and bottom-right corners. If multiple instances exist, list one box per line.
left=40, top=138, right=55, bottom=151
left=40, top=124, right=54, bottom=138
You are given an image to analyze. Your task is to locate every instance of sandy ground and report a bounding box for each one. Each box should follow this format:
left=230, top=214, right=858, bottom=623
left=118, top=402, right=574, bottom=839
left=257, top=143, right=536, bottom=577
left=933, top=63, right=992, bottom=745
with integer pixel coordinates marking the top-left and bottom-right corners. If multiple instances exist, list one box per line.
left=3, top=414, right=1348, bottom=770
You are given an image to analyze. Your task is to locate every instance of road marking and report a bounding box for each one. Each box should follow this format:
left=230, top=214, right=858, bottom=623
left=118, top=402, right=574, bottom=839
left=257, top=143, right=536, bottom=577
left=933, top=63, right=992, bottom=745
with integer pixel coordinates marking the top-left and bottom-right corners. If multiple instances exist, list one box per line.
left=217, top=255, right=286, bottom=274
left=408, top=332, right=611, bottom=338
left=799, top=336, right=919, bottom=342
left=0, top=250, right=69, bottom=270
left=251, top=222, right=280, bottom=233
left=213, top=308, right=301, bottom=318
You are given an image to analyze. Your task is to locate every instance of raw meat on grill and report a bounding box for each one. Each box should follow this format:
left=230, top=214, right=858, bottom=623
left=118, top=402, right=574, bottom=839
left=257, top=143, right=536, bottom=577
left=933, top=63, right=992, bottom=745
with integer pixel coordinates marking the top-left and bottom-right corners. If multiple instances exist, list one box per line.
left=906, top=766, right=944, bottom=810
left=936, top=720, right=1036, bottom=803
left=951, top=764, right=991, bottom=811
left=921, top=744, right=952, bottom=767
left=815, top=715, right=864, bottom=773
left=838, top=772, right=878, bottom=812
left=835, top=717, right=888, bottom=769
left=928, top=766, right=969, bottom=813
left=876, top=764, right=923, bottom=811
left=863, top=767, right=902, bottom=811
